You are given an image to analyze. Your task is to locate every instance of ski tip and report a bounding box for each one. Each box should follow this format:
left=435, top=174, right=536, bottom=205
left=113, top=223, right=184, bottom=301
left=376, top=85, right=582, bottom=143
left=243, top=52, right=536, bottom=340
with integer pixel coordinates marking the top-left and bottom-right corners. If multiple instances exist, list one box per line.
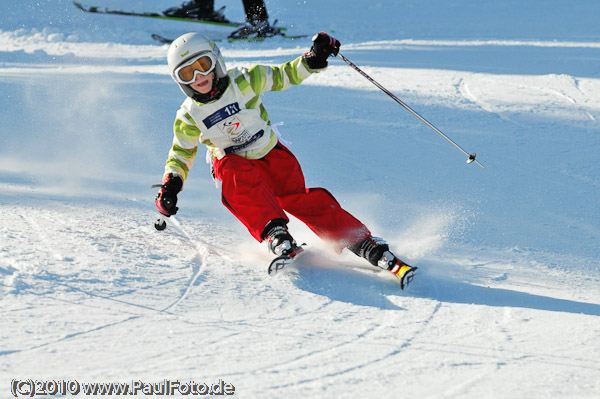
left=399, top=266, right=418, bottom=290
left=151, top=34, right=173, bottom=44
left=268, top=255, right=294, bottom=276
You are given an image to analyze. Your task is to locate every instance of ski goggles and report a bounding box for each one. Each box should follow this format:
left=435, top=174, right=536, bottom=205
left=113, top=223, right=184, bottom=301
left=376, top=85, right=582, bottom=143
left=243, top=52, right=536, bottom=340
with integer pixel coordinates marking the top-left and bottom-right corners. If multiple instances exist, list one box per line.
left=173, top=52, right=217, bottom=84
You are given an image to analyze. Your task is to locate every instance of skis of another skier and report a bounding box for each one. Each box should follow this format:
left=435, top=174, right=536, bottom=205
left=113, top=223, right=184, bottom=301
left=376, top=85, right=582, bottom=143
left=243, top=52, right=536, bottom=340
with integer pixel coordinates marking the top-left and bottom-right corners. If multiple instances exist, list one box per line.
left=73, top=1, right=242, bottom=26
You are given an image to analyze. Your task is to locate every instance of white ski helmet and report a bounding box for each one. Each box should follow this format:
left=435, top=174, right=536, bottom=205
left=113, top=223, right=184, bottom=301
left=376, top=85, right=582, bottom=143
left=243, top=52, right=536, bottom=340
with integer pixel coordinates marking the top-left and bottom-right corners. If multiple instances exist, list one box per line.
left=167, top=32, right=227, bottom=98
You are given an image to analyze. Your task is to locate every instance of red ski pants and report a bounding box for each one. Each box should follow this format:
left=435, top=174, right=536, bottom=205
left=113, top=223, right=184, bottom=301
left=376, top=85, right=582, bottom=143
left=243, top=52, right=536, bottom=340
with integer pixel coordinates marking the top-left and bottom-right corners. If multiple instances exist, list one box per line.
left=212, top=144, right=370, bottom=251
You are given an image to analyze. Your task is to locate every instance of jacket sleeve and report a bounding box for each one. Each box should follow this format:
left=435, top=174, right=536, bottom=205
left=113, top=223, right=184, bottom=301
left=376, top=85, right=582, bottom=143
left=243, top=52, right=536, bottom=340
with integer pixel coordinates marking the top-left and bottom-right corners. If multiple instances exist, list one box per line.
left=164, top=108, right=201, bottom=184
left=244, top=56, right=320, bottom=95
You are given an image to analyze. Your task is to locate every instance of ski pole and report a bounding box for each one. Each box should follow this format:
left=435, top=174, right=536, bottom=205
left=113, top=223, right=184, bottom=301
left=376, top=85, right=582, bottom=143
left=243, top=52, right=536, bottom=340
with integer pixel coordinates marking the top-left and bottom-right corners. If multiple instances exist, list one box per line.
left=336, top=52, right=485, bottom=169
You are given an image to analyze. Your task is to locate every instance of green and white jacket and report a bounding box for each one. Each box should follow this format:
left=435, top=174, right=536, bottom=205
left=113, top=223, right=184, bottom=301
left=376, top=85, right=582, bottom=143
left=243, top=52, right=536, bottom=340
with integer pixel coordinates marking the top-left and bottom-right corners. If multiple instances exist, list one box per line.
left=164, top=56, right=320, bottom=182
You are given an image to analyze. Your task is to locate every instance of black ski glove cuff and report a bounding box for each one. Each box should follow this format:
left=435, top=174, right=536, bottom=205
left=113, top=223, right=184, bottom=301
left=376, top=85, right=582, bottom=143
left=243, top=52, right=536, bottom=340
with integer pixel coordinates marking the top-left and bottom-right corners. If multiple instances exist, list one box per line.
left=303, top=31, right=341, bottom=69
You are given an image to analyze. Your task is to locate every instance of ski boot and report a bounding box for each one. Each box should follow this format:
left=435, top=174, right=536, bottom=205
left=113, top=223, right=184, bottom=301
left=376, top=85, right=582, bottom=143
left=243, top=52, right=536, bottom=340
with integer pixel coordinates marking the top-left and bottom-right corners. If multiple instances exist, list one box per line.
left=264, top=220, right=302, bottom=257
left=348, top=236, right=418, bottom=289
left=163, top=1, right=228, bottom=23
left=264, top=220, right=304, bottom=276
left=228, top=20, right=282, bottom=40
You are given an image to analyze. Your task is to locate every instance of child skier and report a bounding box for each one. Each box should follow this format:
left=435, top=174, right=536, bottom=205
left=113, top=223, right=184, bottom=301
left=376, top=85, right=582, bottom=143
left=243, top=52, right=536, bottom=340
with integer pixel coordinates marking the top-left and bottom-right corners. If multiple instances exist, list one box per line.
left=155, top=32, right=417, bottom=288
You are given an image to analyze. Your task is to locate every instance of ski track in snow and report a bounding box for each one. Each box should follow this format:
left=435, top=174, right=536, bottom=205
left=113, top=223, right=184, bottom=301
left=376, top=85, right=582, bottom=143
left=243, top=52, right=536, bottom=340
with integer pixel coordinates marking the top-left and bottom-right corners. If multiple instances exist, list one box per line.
left=2, top=1, right=600, bottom=398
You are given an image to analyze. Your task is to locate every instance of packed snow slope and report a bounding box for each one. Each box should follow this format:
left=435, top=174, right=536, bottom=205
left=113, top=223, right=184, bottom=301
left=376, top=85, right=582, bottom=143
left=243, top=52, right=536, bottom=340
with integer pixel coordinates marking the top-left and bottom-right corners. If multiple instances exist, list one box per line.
left=1, top=1, right=599, bottom=398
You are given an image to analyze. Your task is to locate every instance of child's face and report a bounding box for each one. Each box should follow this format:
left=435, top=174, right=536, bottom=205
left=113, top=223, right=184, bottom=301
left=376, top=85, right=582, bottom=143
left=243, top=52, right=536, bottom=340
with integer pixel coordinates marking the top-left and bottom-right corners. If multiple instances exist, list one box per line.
left=189, top=72, right=214, bottom=94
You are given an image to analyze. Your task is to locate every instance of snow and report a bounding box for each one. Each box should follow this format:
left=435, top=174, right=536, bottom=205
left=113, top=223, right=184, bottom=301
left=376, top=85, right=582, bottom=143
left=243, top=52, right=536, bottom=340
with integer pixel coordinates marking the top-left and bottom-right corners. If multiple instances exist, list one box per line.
left=1, top=0, right=599, bottom=397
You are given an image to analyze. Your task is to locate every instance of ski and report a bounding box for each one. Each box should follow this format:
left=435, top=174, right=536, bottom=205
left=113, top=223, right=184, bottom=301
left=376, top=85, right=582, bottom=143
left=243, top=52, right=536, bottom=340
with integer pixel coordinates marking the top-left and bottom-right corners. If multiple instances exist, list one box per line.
left=229, top=32, right=309, bottom=42
left=73, top=2, right=242, bottom=27
left=268, top=246, right=418, bottom=290
left=151, top=31, right=308, bottom=45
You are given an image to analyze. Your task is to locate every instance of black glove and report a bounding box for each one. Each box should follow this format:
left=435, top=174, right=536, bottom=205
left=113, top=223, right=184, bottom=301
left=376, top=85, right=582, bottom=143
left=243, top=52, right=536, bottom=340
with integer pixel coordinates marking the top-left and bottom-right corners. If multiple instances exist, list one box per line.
left=303, top=31, right=341, bottom=69
left=155, top=173, right=183, bottom=216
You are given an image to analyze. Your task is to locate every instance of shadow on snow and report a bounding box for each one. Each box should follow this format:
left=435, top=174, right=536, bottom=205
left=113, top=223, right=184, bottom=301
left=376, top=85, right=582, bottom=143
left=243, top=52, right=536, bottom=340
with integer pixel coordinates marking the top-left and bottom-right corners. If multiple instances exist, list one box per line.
left=290, top=258, right=600, bottom=316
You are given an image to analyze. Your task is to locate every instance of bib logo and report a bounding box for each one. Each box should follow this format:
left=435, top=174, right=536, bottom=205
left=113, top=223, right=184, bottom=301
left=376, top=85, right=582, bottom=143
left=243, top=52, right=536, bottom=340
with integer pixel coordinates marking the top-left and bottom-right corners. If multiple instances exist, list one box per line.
left=220, top=116, right=251, bottom=143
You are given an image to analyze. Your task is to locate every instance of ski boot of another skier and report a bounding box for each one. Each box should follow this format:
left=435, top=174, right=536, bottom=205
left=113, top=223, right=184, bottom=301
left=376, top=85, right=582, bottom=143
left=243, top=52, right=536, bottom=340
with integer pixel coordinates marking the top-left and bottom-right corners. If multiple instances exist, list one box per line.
left=263, top=219, right=304, bottom=258
left=163, top=0, right=228, bottom=23
left=348, top=236, right=418, bottom=290
left=228, top=19, right=282, bottom=40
